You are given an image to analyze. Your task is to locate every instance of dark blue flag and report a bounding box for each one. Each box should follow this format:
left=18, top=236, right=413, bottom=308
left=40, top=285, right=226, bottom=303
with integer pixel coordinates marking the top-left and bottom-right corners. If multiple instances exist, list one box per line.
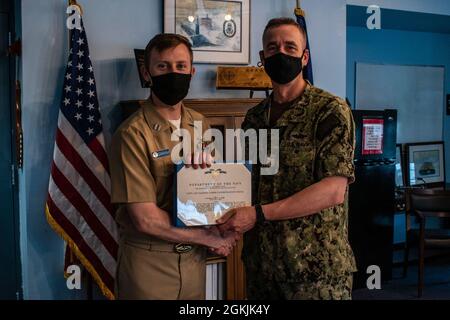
left=295, top=7, right=314, bottom=84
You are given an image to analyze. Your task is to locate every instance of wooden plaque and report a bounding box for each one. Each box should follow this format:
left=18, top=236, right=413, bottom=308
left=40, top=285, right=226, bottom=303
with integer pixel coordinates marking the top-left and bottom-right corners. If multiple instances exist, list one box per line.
left=216, top=66, right=272, bottom=90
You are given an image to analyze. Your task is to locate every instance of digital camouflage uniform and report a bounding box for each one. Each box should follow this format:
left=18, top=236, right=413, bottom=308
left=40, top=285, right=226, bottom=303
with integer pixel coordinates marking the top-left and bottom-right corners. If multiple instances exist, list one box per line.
left=242, top=83, right=357, bottom=300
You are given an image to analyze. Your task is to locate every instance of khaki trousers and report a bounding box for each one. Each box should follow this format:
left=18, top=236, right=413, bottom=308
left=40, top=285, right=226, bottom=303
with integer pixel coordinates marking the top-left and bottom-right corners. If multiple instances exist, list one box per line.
left=115, top=238, right=206, bottom=300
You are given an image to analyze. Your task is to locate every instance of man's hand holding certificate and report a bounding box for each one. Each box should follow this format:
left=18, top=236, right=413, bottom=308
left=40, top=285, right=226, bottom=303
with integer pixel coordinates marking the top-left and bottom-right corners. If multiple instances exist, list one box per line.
left=174, top=161, right=252, bottom=227
left=175, top=151, right=251, bottom=256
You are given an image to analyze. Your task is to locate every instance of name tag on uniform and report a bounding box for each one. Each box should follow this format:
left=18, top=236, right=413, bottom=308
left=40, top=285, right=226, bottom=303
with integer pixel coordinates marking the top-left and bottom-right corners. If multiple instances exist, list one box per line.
left=152, top=149, right=170, bottom=159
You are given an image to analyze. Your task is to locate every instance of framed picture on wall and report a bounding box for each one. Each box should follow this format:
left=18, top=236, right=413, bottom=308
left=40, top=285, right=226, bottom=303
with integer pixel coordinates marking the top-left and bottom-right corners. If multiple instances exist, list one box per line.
left=134, top=49, right=150, bottom=88
left=405, top=141, right=445, bottom=186
left=164, top=0, right=251, bottom=64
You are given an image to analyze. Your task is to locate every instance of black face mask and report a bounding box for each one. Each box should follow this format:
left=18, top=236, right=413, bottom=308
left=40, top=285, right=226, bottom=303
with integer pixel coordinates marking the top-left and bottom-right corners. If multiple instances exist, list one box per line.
left=150, top=72, right=192, bottom=106
left=263, top=51, right=304, bottom=84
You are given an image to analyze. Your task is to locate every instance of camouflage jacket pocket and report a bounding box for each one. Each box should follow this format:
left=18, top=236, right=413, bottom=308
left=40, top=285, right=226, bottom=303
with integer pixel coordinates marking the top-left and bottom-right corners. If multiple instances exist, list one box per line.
left=280, top=139, right=315, bottom=168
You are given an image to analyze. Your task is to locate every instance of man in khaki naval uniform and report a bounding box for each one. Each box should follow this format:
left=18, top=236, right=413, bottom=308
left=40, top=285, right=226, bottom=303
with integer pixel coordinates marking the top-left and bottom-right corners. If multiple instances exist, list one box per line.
left=109, top=34, right=236, bottom=300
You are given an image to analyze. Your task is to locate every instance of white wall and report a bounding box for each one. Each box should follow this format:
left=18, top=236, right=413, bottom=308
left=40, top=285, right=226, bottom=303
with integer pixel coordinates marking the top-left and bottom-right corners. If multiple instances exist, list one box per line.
left=303, top=0, right=347, bottom=98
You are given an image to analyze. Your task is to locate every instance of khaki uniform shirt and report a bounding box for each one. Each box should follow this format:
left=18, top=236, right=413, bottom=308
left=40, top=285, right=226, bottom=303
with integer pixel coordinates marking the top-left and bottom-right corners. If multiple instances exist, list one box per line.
left=109, top=101, right=208, bottom=243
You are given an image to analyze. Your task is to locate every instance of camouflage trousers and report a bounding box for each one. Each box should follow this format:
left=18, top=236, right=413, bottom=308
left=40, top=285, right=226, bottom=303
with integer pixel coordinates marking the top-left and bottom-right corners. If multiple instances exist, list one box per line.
left=245, top=271, right=354, bottom=300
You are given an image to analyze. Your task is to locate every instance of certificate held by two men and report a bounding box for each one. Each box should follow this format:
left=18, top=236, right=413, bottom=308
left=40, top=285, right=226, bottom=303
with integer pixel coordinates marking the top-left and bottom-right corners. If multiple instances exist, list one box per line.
left=173, top=163, right=252, bottom=227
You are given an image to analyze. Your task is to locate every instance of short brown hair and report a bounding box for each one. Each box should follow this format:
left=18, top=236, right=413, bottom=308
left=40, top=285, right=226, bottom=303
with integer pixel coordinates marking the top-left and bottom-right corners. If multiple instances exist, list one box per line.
left=144, top=33, right=193, bottom=70
left=262, top=17, right=306, bottom=43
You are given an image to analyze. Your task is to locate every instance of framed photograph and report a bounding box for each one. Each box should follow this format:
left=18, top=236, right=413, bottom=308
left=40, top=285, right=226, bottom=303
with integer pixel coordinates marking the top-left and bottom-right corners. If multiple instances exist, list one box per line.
left=405, top=141, right=445, bottom=186
left=164, top=0, right=250, bottom=64
left=395, top=144, right=405, bottom=187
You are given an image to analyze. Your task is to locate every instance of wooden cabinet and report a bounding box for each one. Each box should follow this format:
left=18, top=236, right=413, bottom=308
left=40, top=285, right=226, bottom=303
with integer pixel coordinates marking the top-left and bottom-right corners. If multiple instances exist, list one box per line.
left=120, top=98, right=263, bottom=300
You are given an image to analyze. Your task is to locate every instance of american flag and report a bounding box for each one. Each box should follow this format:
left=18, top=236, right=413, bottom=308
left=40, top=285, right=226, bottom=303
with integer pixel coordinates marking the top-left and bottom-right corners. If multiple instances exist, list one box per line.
left=295, top=5, right=314, bottom=84
left=45, top=17, right=118, bottom=300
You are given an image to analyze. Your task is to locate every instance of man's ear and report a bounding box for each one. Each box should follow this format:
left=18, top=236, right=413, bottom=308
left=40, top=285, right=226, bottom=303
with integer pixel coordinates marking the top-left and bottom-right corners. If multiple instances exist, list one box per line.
left=191, top=66, right=196, bottom=76
left=142, top=67, right=151, bottom=82
left=302, top=49, right=310, bottom=67
left=141, top=67, right=152, bottom=87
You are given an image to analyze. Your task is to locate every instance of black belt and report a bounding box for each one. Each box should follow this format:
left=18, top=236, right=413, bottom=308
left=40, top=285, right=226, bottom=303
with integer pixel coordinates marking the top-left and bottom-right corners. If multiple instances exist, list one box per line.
left=124, top=239, right=193, bottom=254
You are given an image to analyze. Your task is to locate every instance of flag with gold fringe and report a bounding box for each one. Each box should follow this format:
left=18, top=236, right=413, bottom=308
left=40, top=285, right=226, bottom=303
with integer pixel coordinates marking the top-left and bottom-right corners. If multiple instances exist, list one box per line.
left=45, top=3, right=118, bottom=300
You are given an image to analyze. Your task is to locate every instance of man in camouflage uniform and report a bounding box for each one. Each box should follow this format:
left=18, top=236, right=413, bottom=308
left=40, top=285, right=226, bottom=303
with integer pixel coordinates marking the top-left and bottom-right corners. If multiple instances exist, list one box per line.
left=218, top=18, right=357, bottom=299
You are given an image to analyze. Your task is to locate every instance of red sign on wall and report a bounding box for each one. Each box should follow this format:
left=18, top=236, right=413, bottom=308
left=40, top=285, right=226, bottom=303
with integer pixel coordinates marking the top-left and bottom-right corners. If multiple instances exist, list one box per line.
left=362, top=119, right=384, bottom=155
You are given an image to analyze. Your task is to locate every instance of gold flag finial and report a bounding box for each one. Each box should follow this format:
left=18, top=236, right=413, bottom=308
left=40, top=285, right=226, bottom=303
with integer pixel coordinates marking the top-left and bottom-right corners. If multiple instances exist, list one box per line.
left=68, top=0, right=83, bottom=15
left=295, top=0, right=305, bottom=17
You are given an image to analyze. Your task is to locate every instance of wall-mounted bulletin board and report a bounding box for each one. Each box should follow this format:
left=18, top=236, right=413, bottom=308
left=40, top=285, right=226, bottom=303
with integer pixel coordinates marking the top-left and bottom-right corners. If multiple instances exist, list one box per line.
left=355, top=63, right=445, bottom=144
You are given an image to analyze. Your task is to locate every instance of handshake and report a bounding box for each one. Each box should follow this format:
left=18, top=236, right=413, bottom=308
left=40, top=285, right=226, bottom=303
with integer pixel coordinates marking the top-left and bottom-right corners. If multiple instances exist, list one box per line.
left=205, top=226, right=240, bottom=257
left=202, top=206, right=258, bottom=257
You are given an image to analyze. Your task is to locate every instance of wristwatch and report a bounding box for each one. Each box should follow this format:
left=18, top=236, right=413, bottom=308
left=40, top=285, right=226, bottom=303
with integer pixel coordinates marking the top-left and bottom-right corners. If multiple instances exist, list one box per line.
left=254, top=204, right=266, bottom=224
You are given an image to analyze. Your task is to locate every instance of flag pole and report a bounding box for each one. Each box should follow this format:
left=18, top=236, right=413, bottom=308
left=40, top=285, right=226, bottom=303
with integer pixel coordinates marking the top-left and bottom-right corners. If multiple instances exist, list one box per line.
left=66, top=0, right=94, bottom=301
left=295, top=0, right=305, bottom=17
left=294, top=0, right=313, bottom=84
left=67, top=0, right=83, bottom=52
